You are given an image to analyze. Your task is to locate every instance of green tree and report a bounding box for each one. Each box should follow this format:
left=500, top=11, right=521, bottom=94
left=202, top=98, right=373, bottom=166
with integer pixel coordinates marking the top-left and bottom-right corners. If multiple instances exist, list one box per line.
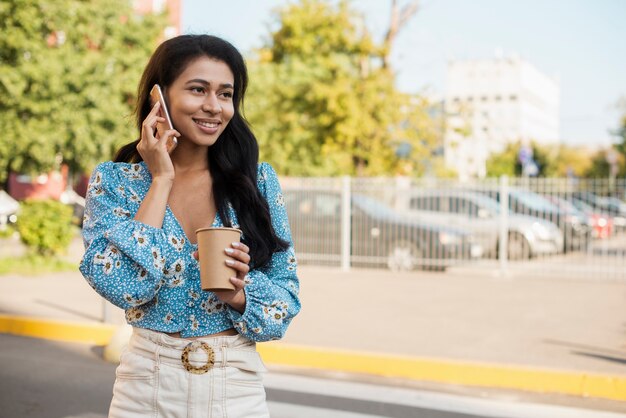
left=246, top=0, right=438, bottom=176
left=541, top=144, right=591, bottom=177
left=485, top=142, right=517, bottom=177
left=585, top=149, right=611, bottom=178
left=17, top=199, right=74, bottom=256
left=585, top=148, right=625, bottom=178
left=0, top=0, right=164, bottom=184
left=485, top=140, right=552, bottom=177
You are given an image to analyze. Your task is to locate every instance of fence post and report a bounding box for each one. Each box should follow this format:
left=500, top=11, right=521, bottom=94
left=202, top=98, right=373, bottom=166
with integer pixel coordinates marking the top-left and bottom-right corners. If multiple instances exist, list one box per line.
left=102, top=299, right=110, bottom=323
left=341, top=176, right=351, bottom=272
left=498, top=175, right=509, bottom=277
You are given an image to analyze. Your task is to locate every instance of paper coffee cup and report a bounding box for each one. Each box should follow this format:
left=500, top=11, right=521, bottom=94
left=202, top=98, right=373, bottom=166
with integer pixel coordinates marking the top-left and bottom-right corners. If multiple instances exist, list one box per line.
left=196, top=227, right=242, bottom=291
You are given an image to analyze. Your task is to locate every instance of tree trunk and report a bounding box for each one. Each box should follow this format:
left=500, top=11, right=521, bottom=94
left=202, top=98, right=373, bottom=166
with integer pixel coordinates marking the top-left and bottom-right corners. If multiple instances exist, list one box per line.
left=382, top=0, right=419, bottom=69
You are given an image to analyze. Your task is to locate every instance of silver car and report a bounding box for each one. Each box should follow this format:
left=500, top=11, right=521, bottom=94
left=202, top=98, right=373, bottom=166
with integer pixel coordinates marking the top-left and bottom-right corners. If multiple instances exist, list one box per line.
left=402, top=190, right=563, bottom=260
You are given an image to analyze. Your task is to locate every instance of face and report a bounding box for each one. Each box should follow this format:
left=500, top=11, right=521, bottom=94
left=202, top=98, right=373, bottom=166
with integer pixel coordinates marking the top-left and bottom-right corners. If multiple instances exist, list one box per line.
left=165, top=56, right=235, bottom=147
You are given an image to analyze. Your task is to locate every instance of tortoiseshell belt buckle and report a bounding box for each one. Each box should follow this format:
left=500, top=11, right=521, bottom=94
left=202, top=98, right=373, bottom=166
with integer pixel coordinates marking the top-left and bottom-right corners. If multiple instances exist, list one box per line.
left=181, top=341, right=215, bottom=374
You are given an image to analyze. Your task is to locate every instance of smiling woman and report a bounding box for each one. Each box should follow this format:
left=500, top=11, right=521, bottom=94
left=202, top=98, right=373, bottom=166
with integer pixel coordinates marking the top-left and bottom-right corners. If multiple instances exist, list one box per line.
left=79, top=35, right=300, bottom=418
left=166, top=58, right=235, bottom=146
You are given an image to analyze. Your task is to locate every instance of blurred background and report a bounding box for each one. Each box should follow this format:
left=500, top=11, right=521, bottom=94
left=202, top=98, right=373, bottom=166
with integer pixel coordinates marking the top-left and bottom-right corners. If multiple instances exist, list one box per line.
left=1, top=1, right=625, bottom=417
left=1, top=0, right=625, bottom=278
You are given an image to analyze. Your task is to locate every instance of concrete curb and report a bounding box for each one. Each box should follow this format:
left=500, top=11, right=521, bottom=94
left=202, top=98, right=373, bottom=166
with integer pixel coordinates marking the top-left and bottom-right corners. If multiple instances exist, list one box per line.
left=1, top=314, right=625, bottom=402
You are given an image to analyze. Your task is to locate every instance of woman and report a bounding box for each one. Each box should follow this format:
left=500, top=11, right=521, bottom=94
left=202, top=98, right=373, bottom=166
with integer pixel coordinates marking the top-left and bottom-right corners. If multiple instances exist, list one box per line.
left=79, top=34, right=300, bottom=417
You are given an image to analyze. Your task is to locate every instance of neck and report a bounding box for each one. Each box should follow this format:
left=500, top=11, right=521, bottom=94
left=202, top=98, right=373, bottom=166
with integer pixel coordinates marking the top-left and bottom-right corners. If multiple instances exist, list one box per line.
left=170, top=140, right=210, bottom=174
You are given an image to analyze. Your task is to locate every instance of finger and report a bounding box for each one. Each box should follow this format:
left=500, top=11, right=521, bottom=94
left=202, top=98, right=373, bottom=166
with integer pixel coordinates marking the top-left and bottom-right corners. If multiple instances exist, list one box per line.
left=144, top=116, right=166, bottom=129
left=231, top=242, right=249, bottom=253
left=192, top=251, right=198, bottom=260
left=225, top=259, right=249, bottom=275
left=149, top=101, right=161, bottom=116
left=224, top=248, right=251, bottom=264
left=229, top=277, right=246, bottom=289
left=141, top=104, right=166, bottom=140
left=157, top=129, right=181, bottom=150
left=141, top=116, right=161, bottom=143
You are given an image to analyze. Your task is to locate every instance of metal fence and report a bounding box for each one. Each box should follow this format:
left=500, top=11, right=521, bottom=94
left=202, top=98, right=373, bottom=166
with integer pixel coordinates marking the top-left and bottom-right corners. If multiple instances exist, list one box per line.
left=281, top=176, right=626, bottom=280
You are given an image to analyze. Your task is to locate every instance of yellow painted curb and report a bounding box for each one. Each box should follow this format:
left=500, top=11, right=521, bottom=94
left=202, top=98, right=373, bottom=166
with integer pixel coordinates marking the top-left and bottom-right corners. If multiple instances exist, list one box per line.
left=257, top=343, right=626, bottom=402
left=2, top=314, right=625, bottom=402
left=0, top=314, right=116, bottom=345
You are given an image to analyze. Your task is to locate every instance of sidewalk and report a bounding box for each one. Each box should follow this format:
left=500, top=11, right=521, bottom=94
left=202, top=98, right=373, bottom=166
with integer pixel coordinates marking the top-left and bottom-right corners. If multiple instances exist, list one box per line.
left=1, top=237, right=626, bottom=406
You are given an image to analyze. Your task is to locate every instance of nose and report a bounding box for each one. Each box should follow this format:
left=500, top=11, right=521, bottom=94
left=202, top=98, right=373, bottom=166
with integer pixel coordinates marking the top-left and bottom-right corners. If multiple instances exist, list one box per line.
left=202, top=93, right=221, bottom=114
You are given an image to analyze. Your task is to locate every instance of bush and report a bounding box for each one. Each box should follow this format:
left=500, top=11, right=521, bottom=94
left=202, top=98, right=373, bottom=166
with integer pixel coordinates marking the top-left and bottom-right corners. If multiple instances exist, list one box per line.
left=17, top=199, right=74, bottom=257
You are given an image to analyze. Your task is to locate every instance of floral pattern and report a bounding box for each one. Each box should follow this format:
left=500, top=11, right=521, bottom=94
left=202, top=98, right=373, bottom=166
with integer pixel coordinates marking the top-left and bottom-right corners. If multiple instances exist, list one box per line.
left=79, top=161, right=301, bottom=341
left=132, top=229, right=148, bottom=247
left=126, top=307, right=145, bottom=323
left=262, top=301, right=289, bottom=324
left=201, top=295, right=226, bottom=314
left=168, top=235, right=186, bottom=252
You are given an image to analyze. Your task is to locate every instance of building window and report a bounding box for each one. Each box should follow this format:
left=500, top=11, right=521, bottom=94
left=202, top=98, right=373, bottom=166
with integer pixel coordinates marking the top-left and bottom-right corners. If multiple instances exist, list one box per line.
left=510, top=95, right=517, bottom=101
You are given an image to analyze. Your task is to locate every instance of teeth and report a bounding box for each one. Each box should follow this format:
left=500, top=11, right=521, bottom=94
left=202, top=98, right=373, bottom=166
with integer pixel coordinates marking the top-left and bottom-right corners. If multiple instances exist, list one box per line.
left=195, top=120, right=218, bottom=128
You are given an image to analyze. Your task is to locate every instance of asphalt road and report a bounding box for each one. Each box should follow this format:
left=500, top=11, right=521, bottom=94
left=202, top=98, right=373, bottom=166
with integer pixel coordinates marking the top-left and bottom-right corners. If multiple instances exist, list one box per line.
left=2, top=334, right=625, bottom=418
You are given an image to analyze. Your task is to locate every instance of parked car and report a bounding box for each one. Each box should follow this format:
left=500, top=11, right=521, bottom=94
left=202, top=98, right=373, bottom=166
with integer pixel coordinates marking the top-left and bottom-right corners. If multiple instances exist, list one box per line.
left=546, top=195, right=613, bottom=238
left=60, top=189, right=85, bottom=227
left=283, top=190, right=483, bottom=272
left=572, top=191, right=626, bottom=233
left=403, top=190, right=563, bottom=260
left=0, top=190, right=19, bottom=230
left=473, top=188, right=592, bottom=252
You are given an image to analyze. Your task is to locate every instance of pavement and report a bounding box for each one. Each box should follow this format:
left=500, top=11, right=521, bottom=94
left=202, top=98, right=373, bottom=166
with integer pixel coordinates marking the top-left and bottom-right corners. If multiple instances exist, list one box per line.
left=1, top=235, right=626, bottom=412
left=5, top=334, right=625, bottom=418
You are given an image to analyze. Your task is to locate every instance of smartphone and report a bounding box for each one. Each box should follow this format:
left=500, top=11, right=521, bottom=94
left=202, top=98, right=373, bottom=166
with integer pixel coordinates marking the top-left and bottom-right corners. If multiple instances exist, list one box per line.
left=149, top=84, right=177, bottom=153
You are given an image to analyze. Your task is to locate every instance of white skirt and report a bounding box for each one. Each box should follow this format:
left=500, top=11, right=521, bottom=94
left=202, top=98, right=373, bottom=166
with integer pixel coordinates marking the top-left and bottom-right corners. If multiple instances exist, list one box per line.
left=108, top=327, right=270, bottom=418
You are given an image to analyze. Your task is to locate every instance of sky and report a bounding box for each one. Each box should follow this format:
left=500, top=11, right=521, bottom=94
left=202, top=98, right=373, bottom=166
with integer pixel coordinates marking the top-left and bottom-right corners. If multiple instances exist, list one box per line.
left=182, top=0, right=626, bottom=148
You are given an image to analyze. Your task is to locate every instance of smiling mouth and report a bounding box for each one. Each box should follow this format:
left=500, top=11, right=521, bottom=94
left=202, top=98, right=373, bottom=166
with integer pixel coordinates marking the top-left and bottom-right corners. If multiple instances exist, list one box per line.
left=193, top=119, right=220, bottom=128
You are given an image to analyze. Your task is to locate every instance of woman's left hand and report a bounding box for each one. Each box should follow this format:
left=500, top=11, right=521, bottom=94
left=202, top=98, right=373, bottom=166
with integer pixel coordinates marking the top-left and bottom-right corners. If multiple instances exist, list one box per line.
left=193, top=242, right=249, bottom=313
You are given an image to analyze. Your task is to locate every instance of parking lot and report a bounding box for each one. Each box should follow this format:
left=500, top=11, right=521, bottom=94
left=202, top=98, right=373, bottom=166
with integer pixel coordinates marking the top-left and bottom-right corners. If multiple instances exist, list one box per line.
left=282, top=176, right=626, bottom=280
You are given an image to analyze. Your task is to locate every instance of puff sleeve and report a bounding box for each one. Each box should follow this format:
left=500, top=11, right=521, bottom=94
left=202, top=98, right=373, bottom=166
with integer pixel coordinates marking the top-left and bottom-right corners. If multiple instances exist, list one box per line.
left=79, top=162, right=170, bottom=309
left=227, top=163, right=301, bottom=341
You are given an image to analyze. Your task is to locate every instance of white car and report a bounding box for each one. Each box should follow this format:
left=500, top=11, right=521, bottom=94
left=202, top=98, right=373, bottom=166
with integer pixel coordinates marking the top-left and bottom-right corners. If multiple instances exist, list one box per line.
left=403, top=190, right=563, bottom=260
left=0, top=190, right=19, bottom=229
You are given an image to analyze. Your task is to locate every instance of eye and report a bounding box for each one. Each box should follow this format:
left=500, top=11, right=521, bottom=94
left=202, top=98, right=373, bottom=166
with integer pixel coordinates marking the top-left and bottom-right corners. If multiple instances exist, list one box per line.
left=220, top=91, right=233, bottom=99
left=190, top=86, right=205, bottom=94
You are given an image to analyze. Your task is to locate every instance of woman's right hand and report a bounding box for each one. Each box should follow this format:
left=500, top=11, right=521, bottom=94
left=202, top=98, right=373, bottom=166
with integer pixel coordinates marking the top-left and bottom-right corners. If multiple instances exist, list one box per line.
left=137, top=102, right=180, bottom=181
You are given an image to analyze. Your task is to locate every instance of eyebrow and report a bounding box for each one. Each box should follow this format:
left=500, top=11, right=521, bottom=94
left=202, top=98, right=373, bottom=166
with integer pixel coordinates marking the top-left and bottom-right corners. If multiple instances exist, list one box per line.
left=185, top=79, right=234, bottom=89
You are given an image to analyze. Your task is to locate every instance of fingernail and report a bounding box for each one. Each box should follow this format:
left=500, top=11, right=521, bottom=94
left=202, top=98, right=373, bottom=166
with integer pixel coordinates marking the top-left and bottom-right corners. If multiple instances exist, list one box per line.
left=225, top=259, right=235, bottom=266
left=232, top=242, right=240, bottom=248
left=224, top=248, right=234, bottom=254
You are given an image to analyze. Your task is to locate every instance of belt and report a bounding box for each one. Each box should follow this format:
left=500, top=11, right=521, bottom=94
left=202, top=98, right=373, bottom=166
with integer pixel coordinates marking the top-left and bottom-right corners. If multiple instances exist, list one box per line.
left=129, top=327, right=267, bottom=374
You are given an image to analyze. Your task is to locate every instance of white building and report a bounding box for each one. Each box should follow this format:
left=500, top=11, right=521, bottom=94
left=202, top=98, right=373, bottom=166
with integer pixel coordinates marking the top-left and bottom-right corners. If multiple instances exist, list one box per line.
left=444, top=55, right=560, bottom=180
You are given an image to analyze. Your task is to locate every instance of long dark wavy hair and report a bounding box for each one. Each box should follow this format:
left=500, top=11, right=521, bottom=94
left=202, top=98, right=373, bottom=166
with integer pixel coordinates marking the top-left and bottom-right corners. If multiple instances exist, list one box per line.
left=114, top=35, right=288, bottom=268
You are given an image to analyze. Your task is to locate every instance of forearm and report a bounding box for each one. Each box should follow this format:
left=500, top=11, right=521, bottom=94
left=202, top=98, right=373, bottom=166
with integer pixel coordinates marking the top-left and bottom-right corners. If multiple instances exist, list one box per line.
left=227, top=257, right=300, bottom=342
left=134, top=177, right=173, bottom=229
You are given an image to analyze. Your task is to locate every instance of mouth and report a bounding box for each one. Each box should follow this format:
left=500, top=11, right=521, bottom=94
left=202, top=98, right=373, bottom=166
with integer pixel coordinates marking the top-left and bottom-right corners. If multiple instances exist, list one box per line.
left=193, top=118, right=220, bottom=128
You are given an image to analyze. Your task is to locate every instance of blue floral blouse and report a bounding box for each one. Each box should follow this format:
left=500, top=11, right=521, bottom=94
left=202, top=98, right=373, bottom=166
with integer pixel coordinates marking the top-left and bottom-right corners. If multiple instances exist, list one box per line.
left=79, top=161, right=300, bottom=341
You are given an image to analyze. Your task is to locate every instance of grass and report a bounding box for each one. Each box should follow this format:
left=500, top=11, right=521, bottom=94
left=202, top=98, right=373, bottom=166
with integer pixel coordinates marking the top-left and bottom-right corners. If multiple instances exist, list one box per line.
left=0, top=254, right=77, bottom=276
